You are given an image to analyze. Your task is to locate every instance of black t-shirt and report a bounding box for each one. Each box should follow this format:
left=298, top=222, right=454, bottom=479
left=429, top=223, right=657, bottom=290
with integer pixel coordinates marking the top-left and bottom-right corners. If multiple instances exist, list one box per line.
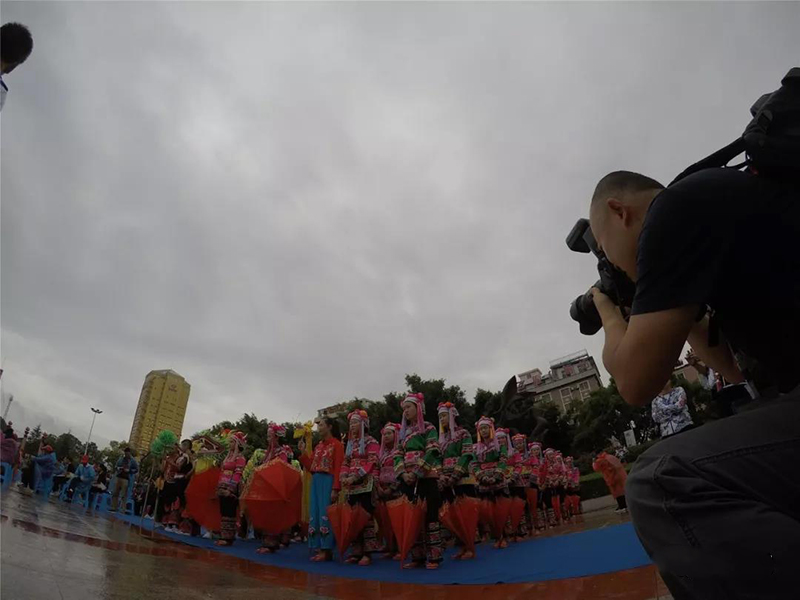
left=631, top=168, right=800, bottom=393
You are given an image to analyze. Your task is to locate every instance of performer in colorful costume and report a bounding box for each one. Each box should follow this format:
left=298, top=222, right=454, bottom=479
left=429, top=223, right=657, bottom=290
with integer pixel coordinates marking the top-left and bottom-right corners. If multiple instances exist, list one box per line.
left=340, top=409, right=380, bottom=565
left=564, top=455, right=581, bottom=519
left=256, top=423, right=293, bottom=554
left=527, top=441, right=545, bottom=529
left=437, top=401, right=476, bottom=559
left=395, top=393, right=444, bottom=569
left=298, top=415, right=344, bottom=561
left=542, top=448, right=563, bottom=526
left=553, top=451, right=569, bottom=523
left=376, top=422, right=401, bottom=558
left=215, top=431, right=247, bottom=546
left=471, top=416, right=509, bottom=548
left=509, top=432, right=530, bottom=539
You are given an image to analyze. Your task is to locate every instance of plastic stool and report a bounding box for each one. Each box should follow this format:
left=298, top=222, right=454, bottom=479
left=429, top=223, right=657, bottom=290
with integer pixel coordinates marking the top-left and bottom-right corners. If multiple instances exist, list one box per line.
left=0, top=462, right=12, bottom=491
left=73, top=486, right=92, bottom=508
left=95, top=492, right=111, bottom=512
left=36, top=477, right=54, bottom=498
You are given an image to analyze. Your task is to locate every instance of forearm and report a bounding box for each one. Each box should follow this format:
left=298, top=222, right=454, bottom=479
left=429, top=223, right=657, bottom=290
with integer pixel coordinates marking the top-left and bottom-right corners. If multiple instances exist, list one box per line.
left=598, top=303, right=629, bottom=380
left=687, top=317, right=744, bottom=384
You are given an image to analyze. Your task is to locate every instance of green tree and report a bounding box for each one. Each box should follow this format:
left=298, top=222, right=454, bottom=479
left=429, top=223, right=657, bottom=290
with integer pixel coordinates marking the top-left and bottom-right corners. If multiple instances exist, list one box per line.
left=53, top=432, right=83, bottom=462
left=100, top=440, right=129, bottom=469
left=569, top=379, right=655, bottom=455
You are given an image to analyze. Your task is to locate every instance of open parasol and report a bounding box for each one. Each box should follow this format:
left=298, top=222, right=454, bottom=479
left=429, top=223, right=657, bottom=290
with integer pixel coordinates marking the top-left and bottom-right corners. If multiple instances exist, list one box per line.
left=439, top=496, right=480, bottom=554
left=326, top=501, right=372, bottom=559
left=242, top=459, right=302, bottom=535
left=184, top=467, right=222, bottom=531
left=386, top=495, right=426, bottom=565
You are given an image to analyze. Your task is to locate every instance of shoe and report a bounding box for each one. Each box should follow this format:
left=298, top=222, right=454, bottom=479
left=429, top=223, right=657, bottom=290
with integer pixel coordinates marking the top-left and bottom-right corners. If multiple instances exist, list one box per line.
left=108, top=508, right=117, bottom=513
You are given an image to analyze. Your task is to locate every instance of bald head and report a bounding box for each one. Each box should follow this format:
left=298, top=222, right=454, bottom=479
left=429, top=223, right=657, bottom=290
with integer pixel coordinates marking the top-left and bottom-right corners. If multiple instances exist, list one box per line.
left=591, top=171, right=665, bottom=209
left=589, top=171, right=665, bottom=281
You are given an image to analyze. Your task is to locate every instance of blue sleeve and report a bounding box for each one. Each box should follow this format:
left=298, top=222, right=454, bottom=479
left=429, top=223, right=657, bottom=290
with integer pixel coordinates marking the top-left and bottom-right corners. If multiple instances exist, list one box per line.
left=130, top=459, right=139, bottom=475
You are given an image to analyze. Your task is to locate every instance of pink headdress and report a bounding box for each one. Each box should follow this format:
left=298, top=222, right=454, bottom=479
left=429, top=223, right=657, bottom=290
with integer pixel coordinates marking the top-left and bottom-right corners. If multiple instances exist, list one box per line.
left=512, top=433, right=527, bottom=456
left=266, top=423, right=285, bottom=456
left=496, top=427, right=513, bottom=457
left=380, top=422, right=400, bottom=461
left=346, top=409, right=370, bottom=457
left=229, top=431, right=247, bottom=449
left=475, top=416, right=496, bottom=443
left=400, top=393, right=425, bottom=440
left=437, top=402, right=459, bottom=445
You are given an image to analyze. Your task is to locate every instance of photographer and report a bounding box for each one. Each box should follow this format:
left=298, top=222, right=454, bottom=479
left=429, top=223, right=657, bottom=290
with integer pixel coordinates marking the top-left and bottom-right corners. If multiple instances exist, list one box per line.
left=587, top=168, right=799, bottom=599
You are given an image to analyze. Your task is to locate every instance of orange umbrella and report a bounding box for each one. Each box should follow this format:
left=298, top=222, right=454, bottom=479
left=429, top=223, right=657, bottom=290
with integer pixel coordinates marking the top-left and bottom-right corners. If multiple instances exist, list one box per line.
left=386, top=496, right=426, bottom=564
left=439, top=496, right=480, bottom=554
left=480, top=495, right=512, bottom=539
left=509, top=496, right=526, bottom=533
left=184, top=467, right=221, bottom=531
left=493, top=495, right=512, bottom=538
left=242, top=460, right=302, bottom=535
left=375, top=502, right=395, bottom=548
left=326, top=502, right=372, bottom=559
left=525, top=488, right=539, bottom=515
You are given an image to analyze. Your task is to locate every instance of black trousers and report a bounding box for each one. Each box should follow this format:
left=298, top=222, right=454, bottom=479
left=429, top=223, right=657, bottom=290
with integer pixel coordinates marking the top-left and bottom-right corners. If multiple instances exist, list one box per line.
left=440, top=483, right=476, bottom=504
left=400, top=478, right=441, bottom=524
left=627, top=393, right=800, bottom=600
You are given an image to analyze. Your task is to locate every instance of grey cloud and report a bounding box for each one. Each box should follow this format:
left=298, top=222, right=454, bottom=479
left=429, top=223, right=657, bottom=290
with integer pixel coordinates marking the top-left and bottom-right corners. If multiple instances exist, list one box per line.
left=2, top=1, right=798, bottom=443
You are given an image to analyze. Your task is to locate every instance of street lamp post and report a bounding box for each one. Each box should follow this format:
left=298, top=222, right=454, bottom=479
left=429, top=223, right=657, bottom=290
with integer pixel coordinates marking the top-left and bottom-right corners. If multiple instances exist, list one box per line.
left=85, top=407, right=103, bottom=454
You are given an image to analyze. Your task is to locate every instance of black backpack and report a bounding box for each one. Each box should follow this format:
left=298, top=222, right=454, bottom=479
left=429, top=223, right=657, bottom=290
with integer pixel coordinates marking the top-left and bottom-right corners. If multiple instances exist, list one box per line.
left=672, top=67, right=800, bottom=184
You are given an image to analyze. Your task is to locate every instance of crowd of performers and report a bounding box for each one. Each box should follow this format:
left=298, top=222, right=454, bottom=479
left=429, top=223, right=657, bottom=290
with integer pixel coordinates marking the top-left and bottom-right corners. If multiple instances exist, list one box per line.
left=202, top=394, right=582, bottom=570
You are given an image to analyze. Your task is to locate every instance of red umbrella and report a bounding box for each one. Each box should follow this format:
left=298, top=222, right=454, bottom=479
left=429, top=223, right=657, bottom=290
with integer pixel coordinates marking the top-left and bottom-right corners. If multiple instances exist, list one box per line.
left=386, top=496, right=426, bottom=564
left=242, top=460, right=302, bottom=535
left=509, top=496, right=526, bottom=533
left=493, top=495, right=512, bottom=539
left=480, top=495, right=512, bottom=539
left=184, top=467, right=221, bottom=531
left=439, top=496, right=480, bottom=554
left=375, top=501, right=395, bottom=548
left=525, top=488, right=539, bottom=515
left=326, top=502, right=372, bottom=559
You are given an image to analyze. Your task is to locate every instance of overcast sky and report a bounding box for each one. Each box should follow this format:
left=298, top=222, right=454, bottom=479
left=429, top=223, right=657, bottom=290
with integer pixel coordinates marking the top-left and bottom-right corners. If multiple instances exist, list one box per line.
left=2, top=2, right=798, bottom=447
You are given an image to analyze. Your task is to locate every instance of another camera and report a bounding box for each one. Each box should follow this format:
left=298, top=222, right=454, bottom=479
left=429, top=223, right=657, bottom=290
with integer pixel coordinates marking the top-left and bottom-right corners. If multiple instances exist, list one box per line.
left=565, top=218, right=636, bottom=335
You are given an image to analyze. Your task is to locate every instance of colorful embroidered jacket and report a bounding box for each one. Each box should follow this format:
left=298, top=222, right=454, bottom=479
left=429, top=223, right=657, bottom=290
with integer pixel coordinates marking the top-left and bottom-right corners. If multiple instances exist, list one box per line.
left=262, top=444, right=292, bottom=464
left=439, top=427, right=475, bottom=485
left=341, top=435, right=380, bottom=495
left=567, top=466, right=581, bottom=489
left=377, top=448, right=401, bottom=497
left=526, top=454, right=541, bottom=487
left=545, top=460, right=565, bottom=488
left=394, top=422, right=441, bottom=479
left=507, top=451, right=528, bottom=487
left=470, top=441, right=508, bottom=492
left=217, top=454, right=246, bottom=496
left=298, top=437, right=344, bottom=491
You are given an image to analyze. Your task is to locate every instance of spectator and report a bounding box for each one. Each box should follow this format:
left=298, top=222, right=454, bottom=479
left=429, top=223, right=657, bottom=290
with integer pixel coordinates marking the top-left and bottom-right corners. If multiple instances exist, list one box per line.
left=651, top=380, right=694, bottom=438
left=0, top=426, right=19, bottom=484
left=91, top=463, right=109, bottom=499
left=0, top=22, right=34, bottom=111
left=592, top=450, right=628, bottom=513
left=70, top=455, right=96, bottom=502
left=685, top=350, right=718, bottom=391
left=32, top=445, right=57, bottom=494
left=110, top=447, right=138, bottom=512
left=52, top=457, right=75, bottom=494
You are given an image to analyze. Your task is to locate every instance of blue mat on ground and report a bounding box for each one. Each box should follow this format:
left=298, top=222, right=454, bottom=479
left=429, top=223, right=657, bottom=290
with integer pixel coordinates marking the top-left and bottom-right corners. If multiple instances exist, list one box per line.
left=113, top=514, right=650, bottom=584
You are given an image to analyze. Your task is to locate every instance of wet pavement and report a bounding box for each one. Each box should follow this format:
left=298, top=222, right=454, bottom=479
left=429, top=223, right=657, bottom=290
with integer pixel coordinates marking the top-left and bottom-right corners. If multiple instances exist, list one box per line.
left=1, top=488, right=671, bottom=599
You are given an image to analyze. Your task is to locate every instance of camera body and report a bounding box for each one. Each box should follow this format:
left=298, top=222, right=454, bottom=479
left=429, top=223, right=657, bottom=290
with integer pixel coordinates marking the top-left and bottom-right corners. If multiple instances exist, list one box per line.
left=566, top=218, right=636, bottom=335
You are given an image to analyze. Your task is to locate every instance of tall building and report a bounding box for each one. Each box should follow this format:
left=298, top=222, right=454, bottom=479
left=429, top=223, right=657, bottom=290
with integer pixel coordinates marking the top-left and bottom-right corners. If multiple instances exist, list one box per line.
left=516, top=350, right=603, bottom=414
left=129, top=370, right=191, bottom=456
